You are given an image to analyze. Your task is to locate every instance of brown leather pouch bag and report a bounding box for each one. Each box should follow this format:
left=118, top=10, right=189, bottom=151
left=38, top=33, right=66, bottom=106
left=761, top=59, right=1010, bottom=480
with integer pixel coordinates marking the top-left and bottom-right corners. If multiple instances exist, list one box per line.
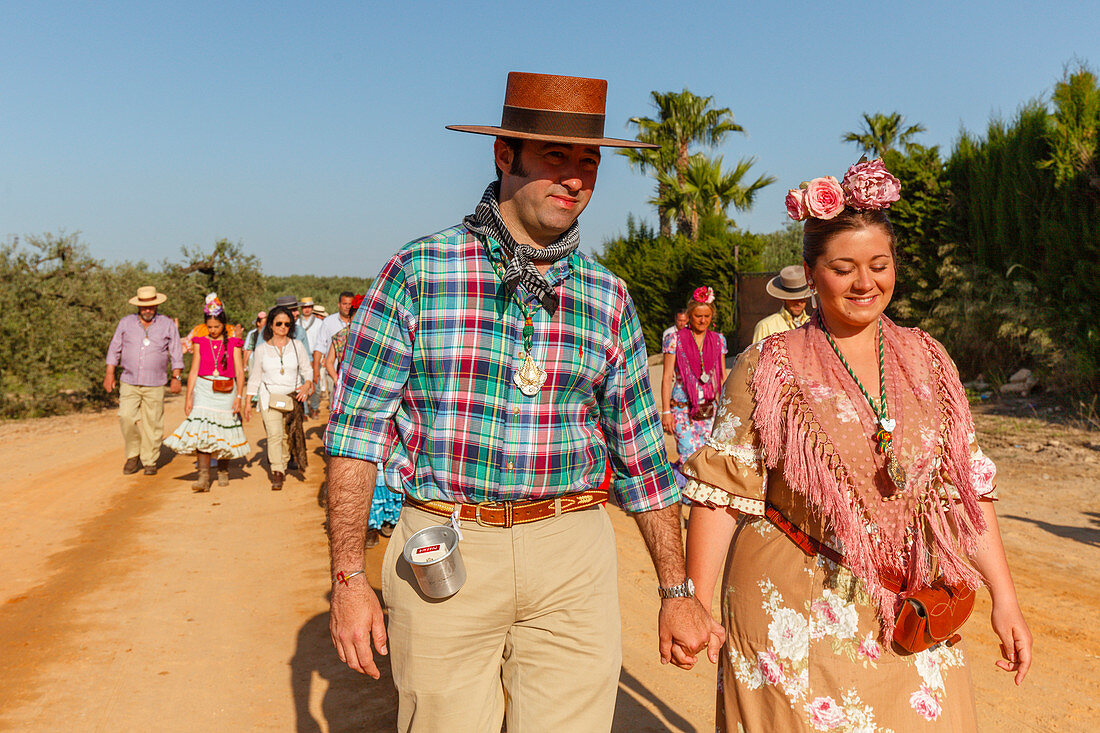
left=892, top=578, right=976, bottom=654
left=211, top=378, right=234, bottom=393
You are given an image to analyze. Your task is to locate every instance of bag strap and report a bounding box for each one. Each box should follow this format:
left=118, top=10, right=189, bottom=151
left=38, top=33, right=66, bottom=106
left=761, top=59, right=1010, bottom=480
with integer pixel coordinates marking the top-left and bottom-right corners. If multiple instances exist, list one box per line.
left=764, top=503, right=904, bottom=594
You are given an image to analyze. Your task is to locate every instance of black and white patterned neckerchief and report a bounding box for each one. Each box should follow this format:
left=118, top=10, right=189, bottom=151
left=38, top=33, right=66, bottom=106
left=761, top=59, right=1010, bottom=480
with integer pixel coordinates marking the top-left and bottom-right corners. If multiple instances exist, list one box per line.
left=464, top=181, right=580, bottom=317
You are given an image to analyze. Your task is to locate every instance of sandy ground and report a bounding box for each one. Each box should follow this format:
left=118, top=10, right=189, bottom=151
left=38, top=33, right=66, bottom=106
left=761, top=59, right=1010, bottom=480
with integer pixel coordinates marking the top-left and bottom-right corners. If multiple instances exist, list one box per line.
left=0, top=387, right=1097, bottom=731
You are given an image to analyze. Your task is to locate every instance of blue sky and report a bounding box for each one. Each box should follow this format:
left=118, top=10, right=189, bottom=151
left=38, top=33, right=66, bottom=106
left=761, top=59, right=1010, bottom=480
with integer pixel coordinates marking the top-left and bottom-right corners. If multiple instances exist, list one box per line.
left=2, top=1, right=1096, bottom=277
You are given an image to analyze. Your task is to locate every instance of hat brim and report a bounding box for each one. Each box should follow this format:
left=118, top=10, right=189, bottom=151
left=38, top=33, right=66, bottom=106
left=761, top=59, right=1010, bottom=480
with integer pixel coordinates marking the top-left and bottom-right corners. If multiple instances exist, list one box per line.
left=765, top=278, right=811, bottom=300
left=446, top=125, right=659, bottom=149
left=129, top=293, right=167, bottom=306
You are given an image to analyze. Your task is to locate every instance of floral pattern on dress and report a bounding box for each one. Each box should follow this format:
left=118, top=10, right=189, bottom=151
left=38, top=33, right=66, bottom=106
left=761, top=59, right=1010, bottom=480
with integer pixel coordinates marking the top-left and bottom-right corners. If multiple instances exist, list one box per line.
left=663, top=330, right=728, bottom=459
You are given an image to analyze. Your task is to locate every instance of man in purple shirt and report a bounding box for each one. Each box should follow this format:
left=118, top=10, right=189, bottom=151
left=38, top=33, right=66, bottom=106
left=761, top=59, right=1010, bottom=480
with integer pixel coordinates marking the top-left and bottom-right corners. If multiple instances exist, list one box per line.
left=104, top=286, right=184, bottom=475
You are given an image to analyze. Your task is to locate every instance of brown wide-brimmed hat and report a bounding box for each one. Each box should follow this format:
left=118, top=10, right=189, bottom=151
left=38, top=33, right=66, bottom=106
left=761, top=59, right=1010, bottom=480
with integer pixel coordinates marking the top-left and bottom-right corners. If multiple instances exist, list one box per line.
left=447, top=71, right=658, bottom=149
left=128, top=285, right=167, bottom=307
left=766, top=266, right=812, bottom=300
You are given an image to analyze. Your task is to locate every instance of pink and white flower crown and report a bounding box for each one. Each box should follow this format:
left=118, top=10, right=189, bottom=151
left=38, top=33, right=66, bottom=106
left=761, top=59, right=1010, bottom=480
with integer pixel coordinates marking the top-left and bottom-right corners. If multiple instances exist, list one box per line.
left=692, top=286, right=715, bottom=304
left=785, top=158, right=901, bottom=222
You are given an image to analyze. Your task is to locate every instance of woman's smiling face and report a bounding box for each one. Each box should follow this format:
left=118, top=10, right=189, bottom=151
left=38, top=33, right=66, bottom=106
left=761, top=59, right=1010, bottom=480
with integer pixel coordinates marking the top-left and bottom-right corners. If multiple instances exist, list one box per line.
left=806, top=225, right=895, bottom=334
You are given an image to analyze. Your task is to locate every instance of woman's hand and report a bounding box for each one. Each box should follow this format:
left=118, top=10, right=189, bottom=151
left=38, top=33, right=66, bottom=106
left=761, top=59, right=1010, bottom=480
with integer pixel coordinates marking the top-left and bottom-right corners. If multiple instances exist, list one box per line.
left=296, top=382, right=313, bottom=402
left=184, top=394, right=193, bottom=416
left=661, top=412, right=675, bottom=435
left=242, top=400, right=252, bottom=422
left=990, top=596, right=1032, bottom=685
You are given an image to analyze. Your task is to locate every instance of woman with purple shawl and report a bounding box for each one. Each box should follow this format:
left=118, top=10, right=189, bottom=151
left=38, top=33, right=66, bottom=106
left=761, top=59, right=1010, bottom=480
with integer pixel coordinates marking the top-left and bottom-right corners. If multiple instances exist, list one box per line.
left=661, top=287, right=727, bottom=481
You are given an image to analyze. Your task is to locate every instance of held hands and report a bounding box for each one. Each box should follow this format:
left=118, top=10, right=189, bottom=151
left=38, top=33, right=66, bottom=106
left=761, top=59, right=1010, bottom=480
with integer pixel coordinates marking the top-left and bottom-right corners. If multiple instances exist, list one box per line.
left=990, top=596, right=1032, bottom=685
left=330, top=576, right=389, bottom=679
left=659, top=596, right=725, bottom=670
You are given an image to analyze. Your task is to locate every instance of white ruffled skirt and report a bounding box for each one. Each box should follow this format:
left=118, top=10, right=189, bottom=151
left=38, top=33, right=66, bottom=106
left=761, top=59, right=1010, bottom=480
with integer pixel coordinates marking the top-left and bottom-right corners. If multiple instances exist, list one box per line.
left=165, top=378, right=250, bottom=459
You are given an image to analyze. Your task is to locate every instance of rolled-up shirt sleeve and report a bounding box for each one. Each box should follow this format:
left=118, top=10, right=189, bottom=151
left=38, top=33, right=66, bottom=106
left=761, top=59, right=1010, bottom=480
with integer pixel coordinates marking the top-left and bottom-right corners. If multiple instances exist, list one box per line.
left=106, top=320, right=125, bottom=366
left=323, top=254, right=415, bottom=462
left=598, top=288, right=678, bottom=513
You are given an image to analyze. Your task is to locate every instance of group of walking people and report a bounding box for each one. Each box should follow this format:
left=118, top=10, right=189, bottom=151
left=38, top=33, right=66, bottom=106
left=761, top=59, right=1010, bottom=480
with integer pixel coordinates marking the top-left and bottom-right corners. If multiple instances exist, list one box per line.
left=104, top=70, right=1032, bottom=732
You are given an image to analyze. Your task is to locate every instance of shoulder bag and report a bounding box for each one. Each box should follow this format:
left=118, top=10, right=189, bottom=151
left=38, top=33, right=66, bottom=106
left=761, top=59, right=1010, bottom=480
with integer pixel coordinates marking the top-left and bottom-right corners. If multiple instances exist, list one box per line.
left=205, top=337, right=235, bottom=393
left=266, top=341, right=298, bottom=413
left=764, top=504, right=975, bottom=654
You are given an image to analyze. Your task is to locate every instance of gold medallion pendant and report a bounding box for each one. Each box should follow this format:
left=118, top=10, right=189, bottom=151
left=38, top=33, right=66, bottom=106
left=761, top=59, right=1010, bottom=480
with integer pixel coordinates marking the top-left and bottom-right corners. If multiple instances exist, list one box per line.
left=513, top=354, right=547, bottom=396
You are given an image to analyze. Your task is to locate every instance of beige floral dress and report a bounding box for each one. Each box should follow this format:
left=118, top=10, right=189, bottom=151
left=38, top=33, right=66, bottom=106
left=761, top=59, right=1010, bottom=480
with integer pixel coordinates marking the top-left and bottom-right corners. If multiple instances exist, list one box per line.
left=682, top=342, right=998, bottom=732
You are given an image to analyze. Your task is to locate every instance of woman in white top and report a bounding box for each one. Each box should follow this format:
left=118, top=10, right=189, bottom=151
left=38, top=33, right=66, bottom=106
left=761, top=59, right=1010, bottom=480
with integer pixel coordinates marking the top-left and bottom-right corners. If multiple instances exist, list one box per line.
left=243, top=305, right=312, bottom=489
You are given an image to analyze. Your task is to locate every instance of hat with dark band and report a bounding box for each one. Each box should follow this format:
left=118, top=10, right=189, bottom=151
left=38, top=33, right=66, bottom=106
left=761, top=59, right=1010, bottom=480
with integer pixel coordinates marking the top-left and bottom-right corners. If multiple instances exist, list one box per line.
left=766, top=266, right=812, bottom=300
left=447, top=72, right=658, bottom=149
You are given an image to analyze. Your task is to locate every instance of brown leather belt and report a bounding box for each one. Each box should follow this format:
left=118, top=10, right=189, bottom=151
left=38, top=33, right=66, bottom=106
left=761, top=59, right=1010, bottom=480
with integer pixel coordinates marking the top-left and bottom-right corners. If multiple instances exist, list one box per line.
left=406, top=489, right=608, bottom=528
left=669, top=399, right=689, bottom=408
left=764, top=503, right=903, bottom=594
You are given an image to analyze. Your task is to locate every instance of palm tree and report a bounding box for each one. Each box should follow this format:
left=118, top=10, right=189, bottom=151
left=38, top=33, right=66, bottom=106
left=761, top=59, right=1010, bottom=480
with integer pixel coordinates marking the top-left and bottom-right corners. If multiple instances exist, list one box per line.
left=842, top=112, right=927, bottom=157
left=620, top=89, right=745, bottom=236
left=658, top=155, right=777, bottom=240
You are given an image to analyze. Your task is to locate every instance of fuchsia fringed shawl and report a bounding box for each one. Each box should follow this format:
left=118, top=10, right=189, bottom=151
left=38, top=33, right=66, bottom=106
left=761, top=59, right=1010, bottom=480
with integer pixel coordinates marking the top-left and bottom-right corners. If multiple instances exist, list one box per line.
left=751, top=317, right=988, bottom=637
left=675, top=328, right=723, bottom=414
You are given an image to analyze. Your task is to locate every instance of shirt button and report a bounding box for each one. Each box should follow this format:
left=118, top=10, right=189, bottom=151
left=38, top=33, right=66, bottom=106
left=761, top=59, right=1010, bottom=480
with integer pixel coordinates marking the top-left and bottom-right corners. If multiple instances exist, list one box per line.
left=512, top=407, right=520, bottom=415
left=506, top=461, right=514, bottom=470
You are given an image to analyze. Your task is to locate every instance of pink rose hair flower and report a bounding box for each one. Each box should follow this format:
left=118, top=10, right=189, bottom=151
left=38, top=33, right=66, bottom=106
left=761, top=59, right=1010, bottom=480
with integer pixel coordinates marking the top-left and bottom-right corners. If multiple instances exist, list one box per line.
left=803, top=176, right=846, bottom=220
left=692, top=286, right=715, bottom=304
left=785, top=188, right=808, bottom=221
left=842, top=158, right=902, bottom=210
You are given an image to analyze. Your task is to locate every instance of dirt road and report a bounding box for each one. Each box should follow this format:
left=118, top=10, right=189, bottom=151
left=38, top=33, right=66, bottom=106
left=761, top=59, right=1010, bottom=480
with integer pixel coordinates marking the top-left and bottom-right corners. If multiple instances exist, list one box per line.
left=0, top=394, right=1097, bottom=731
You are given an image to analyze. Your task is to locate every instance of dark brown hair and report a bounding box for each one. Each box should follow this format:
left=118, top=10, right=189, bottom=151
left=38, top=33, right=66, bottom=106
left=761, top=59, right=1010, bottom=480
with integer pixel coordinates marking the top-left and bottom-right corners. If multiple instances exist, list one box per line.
left=494, top=137, right=527, bottom=181
left=802, top=208, right=897, bottom=266
left=262, top=305, right=297, bottom=341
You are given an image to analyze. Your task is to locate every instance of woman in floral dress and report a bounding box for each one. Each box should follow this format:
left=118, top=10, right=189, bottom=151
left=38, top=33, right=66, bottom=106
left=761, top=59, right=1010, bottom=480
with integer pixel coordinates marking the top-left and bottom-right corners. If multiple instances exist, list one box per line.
left=683, top=161, right=1031, bottom=732
left=661, top=287, right=727, bottom=481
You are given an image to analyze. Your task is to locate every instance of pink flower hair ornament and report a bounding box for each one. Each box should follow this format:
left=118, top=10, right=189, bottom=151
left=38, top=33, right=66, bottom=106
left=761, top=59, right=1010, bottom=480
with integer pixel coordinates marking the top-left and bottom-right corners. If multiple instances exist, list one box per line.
left=786, top=158, right=902, bottom=222
left=692, top=286, right=715, bottom=304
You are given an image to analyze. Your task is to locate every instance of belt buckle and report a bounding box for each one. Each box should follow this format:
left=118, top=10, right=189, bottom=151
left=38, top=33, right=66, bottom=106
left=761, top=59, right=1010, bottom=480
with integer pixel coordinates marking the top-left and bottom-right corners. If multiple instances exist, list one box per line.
left=474, top=501, right=513, bottom=528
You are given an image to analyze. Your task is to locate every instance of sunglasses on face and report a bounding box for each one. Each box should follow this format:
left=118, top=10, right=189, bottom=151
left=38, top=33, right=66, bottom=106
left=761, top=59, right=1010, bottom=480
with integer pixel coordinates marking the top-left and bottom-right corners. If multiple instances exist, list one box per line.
left=272, top=321, right=291, bottom=327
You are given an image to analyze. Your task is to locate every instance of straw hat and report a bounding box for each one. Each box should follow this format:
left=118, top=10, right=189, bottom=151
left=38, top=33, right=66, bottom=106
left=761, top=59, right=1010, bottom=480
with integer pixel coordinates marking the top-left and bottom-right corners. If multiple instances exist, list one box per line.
left=313, top=304, right=328, bottom=317
left=128, top=285, right=167, bottom=307
left=299, top=296, right=315, bottom=307
left=447, top=72, right=658, bottom=149
left=765, top=266, right=812, bottom=300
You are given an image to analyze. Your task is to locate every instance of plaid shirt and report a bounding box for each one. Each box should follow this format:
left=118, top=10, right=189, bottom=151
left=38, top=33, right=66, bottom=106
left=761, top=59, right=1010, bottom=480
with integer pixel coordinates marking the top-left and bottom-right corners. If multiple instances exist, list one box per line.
left=323, top=223, right=678, bottom=512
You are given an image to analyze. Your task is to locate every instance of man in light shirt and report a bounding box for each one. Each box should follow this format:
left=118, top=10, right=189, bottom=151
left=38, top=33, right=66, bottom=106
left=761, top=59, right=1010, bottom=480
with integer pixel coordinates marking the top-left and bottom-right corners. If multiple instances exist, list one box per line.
left=104, top=286, right=184, bottom=476
left=311, top=291, right=354, bottom=404
left=298, top=296, right=325, bottom=418
left=752, top=265, right=812, bottom=343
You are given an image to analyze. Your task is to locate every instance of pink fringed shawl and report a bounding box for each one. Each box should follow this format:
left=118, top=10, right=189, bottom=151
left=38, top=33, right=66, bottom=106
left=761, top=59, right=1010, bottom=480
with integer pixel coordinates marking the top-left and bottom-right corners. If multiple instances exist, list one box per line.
left=751, top=317, right=988, bottom=637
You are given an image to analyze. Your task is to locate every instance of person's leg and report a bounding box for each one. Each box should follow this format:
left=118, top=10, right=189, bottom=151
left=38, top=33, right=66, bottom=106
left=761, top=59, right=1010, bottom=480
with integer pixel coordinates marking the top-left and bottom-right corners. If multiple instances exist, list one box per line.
left=138, top=385, right=166, bottom=469
left=192, top=452, right=212, bottom=492
left=502, top=507, right=622, bottom=732
left=260, top=407, right=287, bottom=473
left=118, top=383, right=142, bottom=466
left=384, top=506, right=514, bottom=732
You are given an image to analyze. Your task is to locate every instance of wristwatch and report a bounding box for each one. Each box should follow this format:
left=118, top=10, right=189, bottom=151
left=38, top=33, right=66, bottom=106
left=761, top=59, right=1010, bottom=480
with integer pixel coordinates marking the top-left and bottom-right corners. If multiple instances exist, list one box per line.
left=658, top=578, right=695, bottom=599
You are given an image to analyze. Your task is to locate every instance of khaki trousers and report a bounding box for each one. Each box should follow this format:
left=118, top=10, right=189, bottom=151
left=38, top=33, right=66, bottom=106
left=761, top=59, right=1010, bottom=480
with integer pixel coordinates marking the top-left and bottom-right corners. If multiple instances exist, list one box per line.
left=118, top=383, right=166, bottom=467
left=383, top=505, right=622, bottom=733
left=260, top=406, right=289, bottom=472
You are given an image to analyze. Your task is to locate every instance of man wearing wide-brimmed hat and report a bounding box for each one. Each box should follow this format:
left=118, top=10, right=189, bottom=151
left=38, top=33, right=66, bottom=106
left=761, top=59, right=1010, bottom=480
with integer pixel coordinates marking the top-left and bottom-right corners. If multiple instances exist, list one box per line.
left=752, top=264, right=813, bottom=343
left=324, top=71, right=723, bottom=731
left=104, top=286, right=184, bottom=476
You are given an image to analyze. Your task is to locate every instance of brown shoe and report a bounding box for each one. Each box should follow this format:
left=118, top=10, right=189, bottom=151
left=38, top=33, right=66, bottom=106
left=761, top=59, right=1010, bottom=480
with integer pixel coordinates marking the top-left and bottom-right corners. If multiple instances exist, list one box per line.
left=191, top=468, right=212, bottom=493
left=379, top=523, right=395, bottom=538
left=271, top=471, right=285, bottom=490
left=123, top=457, right=142, bottom=475
left=365, top=529, right=380, bottom=549
left=143, top=466, right=158, bottom=476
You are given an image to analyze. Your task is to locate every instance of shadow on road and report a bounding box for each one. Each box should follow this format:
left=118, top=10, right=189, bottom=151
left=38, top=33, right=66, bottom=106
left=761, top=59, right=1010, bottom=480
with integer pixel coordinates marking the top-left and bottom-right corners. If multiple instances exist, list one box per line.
left=614, top=668, right=698, bottom=732
left=290, top=590, right=398, bottom=732
left=1003, top=512, right=1100, bottom=547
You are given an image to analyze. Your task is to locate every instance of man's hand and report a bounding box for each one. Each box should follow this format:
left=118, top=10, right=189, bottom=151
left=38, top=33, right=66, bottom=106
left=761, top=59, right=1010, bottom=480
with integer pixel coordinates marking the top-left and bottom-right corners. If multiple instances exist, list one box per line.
left=330, top=576, right=389, bottom=679
left=169, top=376, right=182, bottom=394
left=103, top=374, right=116, bottom=393
left=659, top=596, right=725, bottom=669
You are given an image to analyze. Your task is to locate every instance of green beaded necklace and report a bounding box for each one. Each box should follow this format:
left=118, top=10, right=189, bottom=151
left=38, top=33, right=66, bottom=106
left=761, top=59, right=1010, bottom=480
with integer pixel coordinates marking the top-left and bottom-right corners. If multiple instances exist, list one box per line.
left=819, top=313, right=907, bottom=494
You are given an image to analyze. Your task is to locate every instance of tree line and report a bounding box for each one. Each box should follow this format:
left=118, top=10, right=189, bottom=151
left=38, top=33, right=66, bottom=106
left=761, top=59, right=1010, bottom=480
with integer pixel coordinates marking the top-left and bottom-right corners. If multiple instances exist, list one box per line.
left=600, top=63, right=1099, bottom=406
left=1, top=234, right=371, bottom=418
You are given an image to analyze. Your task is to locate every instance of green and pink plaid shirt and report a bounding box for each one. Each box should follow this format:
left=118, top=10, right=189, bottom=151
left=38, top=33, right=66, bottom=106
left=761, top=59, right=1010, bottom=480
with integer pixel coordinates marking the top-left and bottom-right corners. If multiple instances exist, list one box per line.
left=323, top=223, right=678, bottom=512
